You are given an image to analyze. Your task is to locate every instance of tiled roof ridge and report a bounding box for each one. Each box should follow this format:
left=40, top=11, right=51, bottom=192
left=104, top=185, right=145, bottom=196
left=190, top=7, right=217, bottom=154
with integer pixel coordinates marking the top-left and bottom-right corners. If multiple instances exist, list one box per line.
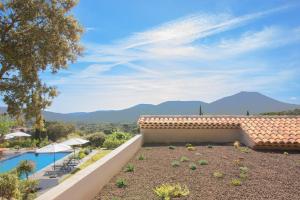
left=139, top=115, right=300, bottom=118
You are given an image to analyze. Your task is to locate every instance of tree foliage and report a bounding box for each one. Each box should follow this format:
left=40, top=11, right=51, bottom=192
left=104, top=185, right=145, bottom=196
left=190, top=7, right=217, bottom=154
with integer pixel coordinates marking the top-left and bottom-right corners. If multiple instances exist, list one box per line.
left=0, top=0, right=83, bottom=131
left=0, top=114, right=15, bottom=138
left=85, top=132, right=106, bottom=147
left=261, top=109, right=300, bottom=116
left=17, top=160, right=36, bottom=179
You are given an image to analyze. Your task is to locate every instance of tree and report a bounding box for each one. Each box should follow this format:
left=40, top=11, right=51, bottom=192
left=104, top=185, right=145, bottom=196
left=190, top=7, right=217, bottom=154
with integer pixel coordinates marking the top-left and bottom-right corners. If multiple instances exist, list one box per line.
left=17, top=160, right=35, bottom=179
left=246, top=110, right=250, bottom=116
left=0, top=172, right=20, bottom=199
left=0, top=114, right=15, bottom=140
left=0, top=0, right=83, bottom=134
left=199, top=105, right=203, bottom=115
left=85, top=132, right=106, bottom=147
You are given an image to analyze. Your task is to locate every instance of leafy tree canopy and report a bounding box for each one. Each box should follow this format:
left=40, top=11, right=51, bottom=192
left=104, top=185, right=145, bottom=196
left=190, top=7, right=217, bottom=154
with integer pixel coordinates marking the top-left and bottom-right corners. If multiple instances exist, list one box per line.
left=0, top=0, right=83, bottom=131
left=0, top=114, right=15, bottom=137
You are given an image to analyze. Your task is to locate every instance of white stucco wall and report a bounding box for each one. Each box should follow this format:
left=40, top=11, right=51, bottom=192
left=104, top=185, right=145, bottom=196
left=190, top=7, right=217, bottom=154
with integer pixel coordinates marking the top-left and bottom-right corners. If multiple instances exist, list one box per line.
left=36, top=134, right=143, bottom=200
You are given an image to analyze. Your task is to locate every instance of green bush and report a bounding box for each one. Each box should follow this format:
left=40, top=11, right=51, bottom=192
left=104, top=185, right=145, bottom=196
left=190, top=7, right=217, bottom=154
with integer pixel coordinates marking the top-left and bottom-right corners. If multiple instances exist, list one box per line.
left=102, top=132, right=132, bottom=149
left=207, top=145, right=213, bottom=148
left=198, top=160, right=208, bottom=165
left=19, top=179, right=38, bottom=200
left=0, top=172, right=20, bottom=199
left=85, top=132, right=106, bottom=147
left=116, top=178, right=127, bottom=188
left=78, top=151, right=86, bottom=159
left=187, top=146, right=196, bottom=151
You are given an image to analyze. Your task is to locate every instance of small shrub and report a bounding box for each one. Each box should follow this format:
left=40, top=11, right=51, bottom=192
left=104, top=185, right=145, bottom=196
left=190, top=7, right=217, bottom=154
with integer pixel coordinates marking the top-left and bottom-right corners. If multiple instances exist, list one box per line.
left=116, top=178, right=127, bottom=188
left=138, top=154, right=145, bottom=160
left=283, top=152, right=289, bottom=155
left=234, top=141, right=240, bottom=149
left=207, top=145, right=213, bottom=148
left=124, top=164, right=134, bottom=172
left=185, top=143, right=193, bottom=148
left=78, top=151, right=86, bottom=159
left=145, top=147, right=152, bottom=150
left=231, top=179, right=242, bottom=186
left=168, top=146, right=176, bottom=150
left=153, top=183, right=189, bottom=200
left=189, top=163, right=197, bottom=170
left=239, top=147, right=250, bottom=153
left=180, top=156, right=189, bottom=162
left=239, top=167, right=249, bottom=174
left=198, top=160, right=208, bottom=165
left=171, top=160, right=180, bottom=167
left=213, top=171, right=224, bottom=178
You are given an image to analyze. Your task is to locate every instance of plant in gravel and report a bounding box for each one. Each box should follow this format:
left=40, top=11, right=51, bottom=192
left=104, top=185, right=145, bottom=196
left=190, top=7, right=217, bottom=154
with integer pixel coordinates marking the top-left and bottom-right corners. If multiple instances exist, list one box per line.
left=171, top=160, right=180, bottom=167
left=233, top=159, right=243, bottom=167
left=189, top=163, right=197, bottom=170
left=198, top=160, right=208, bottom=165
left=231, top=179, right=242, bottom=186
left=153, top=183, right=189, bottom=200
left=185, top=143, right=193, bottom=148
left=207, top=145, right=213, bottom=148
left=124, top=164, right=134, bottom=172
left=239, top=147, right=250, bottom=153
left=283, top=151, right=289, bottom=155
left=213, top=171, right=224, bottom=178
left=187, top=146, right=196, bottom=151
left=145, top=147, right=152, bottom=150
left=138, top=154, right=145, bottom=160
left=239, top=166, right=249, bottom=174
left=239, top=172, right=248, bottom=180
left=116, top=178, right=127, bottom=188
left=168, top=146, right=176, bottom=150
left=180, top=156, right=189, bottom=162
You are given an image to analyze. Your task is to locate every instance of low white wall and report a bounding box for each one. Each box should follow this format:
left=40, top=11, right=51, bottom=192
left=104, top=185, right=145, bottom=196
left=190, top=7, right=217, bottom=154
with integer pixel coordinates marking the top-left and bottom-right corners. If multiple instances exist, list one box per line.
left=36, top=135, right=143, bottom=200
left=142, top=128, right=242, bottom=144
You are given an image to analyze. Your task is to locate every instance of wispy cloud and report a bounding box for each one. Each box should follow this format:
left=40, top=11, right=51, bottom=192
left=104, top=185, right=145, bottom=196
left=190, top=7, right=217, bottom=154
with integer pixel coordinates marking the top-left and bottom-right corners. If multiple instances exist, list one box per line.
left=46, top=5, right=300, bottom=112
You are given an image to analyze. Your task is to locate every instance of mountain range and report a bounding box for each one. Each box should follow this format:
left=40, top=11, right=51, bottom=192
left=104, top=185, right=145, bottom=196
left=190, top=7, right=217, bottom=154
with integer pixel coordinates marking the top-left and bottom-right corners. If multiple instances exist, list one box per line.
left=1, top=92, right=299, bottom=123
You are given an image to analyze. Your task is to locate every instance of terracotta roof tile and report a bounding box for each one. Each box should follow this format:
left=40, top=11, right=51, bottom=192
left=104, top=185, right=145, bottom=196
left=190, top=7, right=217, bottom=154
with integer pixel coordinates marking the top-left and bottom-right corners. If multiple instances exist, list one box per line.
left=138, top=115, right=300, bottom=149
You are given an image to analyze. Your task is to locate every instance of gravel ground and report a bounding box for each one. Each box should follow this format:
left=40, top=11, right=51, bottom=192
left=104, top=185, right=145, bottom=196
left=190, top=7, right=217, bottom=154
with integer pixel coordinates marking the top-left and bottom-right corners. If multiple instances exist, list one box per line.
left=95, top=145, right=300, bottom=200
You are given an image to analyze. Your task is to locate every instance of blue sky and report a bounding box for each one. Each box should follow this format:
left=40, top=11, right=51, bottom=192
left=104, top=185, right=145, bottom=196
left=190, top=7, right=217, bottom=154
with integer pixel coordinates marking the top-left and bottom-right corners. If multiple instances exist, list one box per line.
left=41, top=0, right=300, bottom=113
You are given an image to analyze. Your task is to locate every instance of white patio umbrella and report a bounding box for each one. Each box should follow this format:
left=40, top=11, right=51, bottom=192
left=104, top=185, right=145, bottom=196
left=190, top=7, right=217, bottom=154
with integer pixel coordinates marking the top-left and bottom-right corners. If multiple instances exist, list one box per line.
left=4, top=131, right=31, bottom=140
left=60, top=138, right=89, bottom=146
left=36, top=143, right=72, bottom=170
left=60, top=138, right=89, bottom=157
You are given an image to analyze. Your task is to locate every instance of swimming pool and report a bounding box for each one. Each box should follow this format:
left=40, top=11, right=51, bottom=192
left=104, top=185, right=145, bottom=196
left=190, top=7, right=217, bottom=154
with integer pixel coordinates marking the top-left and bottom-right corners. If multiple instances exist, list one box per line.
left=0, top=152, right=70, bottom=176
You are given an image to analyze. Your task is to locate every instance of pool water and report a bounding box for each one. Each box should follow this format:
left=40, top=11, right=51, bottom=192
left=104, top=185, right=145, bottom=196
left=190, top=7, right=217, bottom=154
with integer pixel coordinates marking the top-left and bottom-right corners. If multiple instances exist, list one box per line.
left=0, top=152, right=70, bottom=176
